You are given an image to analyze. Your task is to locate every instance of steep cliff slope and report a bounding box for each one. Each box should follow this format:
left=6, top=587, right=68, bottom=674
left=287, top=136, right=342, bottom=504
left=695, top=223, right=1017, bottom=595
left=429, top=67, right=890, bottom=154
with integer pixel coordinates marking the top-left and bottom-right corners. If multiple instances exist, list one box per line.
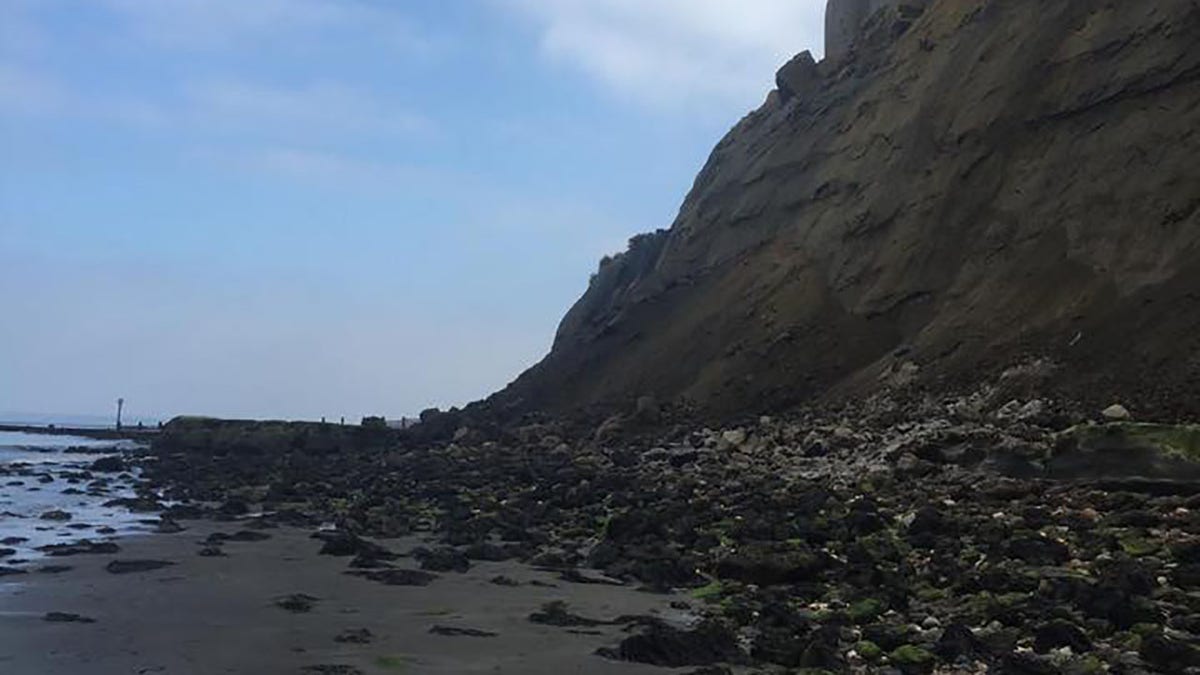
left=499, top=0, right=1200, bottom=419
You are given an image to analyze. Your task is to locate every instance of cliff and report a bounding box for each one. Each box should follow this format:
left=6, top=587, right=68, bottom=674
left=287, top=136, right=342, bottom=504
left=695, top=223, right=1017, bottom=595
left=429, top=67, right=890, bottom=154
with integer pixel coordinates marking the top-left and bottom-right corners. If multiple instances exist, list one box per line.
left=495, top=0, right=1200, bottom=420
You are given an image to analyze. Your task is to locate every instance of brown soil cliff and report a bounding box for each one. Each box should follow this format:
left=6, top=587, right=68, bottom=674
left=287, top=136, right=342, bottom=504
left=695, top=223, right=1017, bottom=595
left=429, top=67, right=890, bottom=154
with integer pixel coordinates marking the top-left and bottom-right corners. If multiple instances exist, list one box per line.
left=495, top=0, right=1200, bottom=420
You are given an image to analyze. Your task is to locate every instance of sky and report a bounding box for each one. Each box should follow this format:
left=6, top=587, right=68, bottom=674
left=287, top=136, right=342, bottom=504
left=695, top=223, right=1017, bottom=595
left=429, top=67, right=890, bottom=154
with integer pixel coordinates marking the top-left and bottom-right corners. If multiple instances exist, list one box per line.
left=0, top=0, right=826, bottom=422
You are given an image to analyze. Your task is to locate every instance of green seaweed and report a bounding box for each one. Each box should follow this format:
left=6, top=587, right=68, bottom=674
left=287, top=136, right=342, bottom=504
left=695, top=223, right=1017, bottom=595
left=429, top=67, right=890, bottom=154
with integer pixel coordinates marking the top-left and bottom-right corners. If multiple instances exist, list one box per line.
left=847, top=598, right=886, bottom=623
left=890, top=644, right=935, bottom=667
left=1065, top=422, right=1200, bottom=461
left=855, top=640, right=883, bottom=662
left=374, top=655, right=414, bottom=671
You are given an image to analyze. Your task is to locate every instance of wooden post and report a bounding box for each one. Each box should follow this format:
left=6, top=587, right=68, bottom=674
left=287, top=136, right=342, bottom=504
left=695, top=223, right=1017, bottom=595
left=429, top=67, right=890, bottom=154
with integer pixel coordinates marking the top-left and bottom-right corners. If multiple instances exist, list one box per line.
left=116, top=398, right=124, bottom=431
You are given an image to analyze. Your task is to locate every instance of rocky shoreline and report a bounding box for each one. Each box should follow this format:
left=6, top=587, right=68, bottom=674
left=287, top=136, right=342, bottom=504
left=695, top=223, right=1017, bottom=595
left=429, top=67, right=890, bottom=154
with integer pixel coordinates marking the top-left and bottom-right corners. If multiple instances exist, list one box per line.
left=130, top=376, right=1200, bottom=674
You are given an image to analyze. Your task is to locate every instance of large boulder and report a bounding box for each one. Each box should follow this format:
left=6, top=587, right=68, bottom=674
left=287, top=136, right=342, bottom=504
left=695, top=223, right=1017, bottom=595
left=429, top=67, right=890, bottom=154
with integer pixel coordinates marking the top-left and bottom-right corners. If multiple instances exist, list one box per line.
left=775, top=51, right=818, bottom=103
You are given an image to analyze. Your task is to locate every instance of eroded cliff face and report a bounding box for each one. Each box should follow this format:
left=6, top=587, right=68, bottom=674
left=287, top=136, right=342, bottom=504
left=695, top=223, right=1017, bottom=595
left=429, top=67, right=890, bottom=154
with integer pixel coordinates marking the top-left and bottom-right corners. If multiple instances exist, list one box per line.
left=498, top=0, right=1200, bottom=419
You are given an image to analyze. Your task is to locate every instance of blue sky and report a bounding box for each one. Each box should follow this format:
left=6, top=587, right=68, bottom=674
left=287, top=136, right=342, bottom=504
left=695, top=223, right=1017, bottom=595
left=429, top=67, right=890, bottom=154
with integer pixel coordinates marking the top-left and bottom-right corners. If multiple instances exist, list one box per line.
left=1, top=0, right=825, bottom=422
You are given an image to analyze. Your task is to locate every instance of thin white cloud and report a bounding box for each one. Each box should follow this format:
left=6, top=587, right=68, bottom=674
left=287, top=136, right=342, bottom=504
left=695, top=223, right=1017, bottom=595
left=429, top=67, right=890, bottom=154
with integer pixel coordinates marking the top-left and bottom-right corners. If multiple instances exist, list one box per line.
left=506, top=0, right=825, bottom=110
left=0, top=65, right=429, bottom=142
left=183, top=79, right=432, bottom=139
left=207, top=146, right=408, bottom=186
left=97, top=0, right=436, bottom=55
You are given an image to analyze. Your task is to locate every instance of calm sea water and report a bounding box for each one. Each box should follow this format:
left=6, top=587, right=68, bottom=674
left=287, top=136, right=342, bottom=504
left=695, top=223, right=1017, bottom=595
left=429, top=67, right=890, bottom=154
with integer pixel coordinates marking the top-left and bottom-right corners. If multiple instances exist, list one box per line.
left=0, top=431, right=158, bottom=569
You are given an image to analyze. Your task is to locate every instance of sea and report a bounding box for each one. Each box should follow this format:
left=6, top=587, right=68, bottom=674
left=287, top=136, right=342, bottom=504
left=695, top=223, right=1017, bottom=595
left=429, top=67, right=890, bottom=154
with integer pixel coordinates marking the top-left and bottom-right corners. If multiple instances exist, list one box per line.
left=0, top=430, right=157, bottom=567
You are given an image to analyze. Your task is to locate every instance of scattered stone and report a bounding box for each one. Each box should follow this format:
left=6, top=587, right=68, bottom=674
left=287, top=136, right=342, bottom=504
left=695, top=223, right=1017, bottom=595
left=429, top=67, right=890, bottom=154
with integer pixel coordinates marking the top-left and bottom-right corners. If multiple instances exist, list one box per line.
left=155, top=518, right=185, bottom=534
left=333, top=628, right=373, bottom=644
left=1033, top=619, right=1092, bottom=653
left=88, top=456, right=126, bottom=473
left=102, top=497, right=162, bottom=512
left=105, top=560, right=175, bottom=574
left=225, top=530, right=270, bottom=542
left=346, top=569, right=437, bottom=586
left=39, top=510, right=71, bottom=521
left=43, top=612, right=95, bottom=623
left=429, top=625, right=497, bottom=637
left=412, top=546, right=470, bottom=573
left=314, top=531, right=394, bottom=562
left=529, top=601, right=609, bottom=627
left=597, top=620, right=743, bottom=667
left=1102, top=404, right=1132, bottom=421
left=558, top=568, right=625, bottom=586
left=0, top=566, right=27, bottom=576
left=274, top=593, right=319, bottom=613
left=39, top=540, right=119, bottom=557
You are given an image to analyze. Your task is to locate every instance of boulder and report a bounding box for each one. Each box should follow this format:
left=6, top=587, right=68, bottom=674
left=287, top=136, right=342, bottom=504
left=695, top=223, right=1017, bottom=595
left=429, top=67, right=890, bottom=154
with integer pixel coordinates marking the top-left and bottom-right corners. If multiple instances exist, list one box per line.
left=775, top=51, right=818, bottom=103
left=1102, top=404, right=1132, bottom=421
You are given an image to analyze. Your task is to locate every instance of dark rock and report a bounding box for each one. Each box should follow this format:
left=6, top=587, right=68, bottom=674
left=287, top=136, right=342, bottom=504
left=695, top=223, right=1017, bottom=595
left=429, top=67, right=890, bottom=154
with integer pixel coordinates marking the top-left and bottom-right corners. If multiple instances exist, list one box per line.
left=315, top=531, right=395, bottom=562
left=39, top=565, right=72, bottom=573
left=597, top=620, right=742, bottom=667
left=105, top=559, right=175, bottom=574
left=463, top=542, right=515, bottom=562
left=935, top=622, right=984, bottom=660
left=529, top=601, right=608, bottom=627
left=798, top=626, right=846, bottom=670
left=1001, top=650, right=1062, bottom=674
left=0, top=566, right=27, bottom=576
left=1033, top=619, right=1092, bottom=654
left=683, top=667, right=733, bottom=675
left=715, top=542, right=825, bottom=586
left=102, top=497, right=162, bottom=512
left=300, top=666, right=362, bottom=675
left=907, top=506, right=953, bottom=547
left=558, top=568, right=624, bottom=586
left=1140, top=635, right=1200, bottom=673
left=40, top=509, right=71, bottom=521
left=333, top=628, right=373, bottom=644
left=1007, top=536, right=1069, bottom=566
left=43, top=612, right=95, bottom=623
left=88, top=456, right=126, bottom=473
left=39, top=540, right=119, bottom=557
left=429, top=625, right=498, bottom=637
left=197, top=546, right=226, bottom=557
left=775, top=50, right=818, bottom=103
left=274, top=593, right=318, bottom=613
left=217, top=499, right=249, bottom=516
left=155, top=518, right=185, bottom=534
left=226, top=530, right=270, bottom=542
left=413, top=546, right=470, bottom=573
left=346, top=569, right=437, bottom=586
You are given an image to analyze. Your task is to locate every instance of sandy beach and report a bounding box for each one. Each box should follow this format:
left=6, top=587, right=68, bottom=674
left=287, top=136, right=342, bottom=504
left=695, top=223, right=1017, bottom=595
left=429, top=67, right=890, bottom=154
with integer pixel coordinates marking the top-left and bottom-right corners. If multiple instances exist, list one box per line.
left=0, top=519, right=699, bottom=674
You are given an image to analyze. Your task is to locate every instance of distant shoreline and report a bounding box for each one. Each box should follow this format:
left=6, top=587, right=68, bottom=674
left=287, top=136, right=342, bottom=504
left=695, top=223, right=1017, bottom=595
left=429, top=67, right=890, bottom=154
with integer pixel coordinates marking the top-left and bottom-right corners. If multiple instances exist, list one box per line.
left=0, top=423, right=158, bottom=441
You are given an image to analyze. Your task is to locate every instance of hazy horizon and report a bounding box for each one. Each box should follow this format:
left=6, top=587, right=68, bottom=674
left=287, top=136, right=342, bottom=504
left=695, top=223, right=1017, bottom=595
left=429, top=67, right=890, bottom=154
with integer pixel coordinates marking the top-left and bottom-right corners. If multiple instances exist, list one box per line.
left=2, top=1, right=827, bottom=421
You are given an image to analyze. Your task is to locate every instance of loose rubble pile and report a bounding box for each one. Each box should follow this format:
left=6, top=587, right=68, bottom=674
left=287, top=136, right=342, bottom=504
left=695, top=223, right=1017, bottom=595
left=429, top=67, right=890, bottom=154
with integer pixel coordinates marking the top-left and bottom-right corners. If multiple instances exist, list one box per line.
left=141, top=386, right=1200, bottom=674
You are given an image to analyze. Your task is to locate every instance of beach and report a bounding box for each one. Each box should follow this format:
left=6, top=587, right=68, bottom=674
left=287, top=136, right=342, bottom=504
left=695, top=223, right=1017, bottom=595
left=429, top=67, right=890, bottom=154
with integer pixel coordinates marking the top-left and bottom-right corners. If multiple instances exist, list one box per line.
left=0, top=520, right=695, bottom=675
left=0, top=431, right=699, bottom=675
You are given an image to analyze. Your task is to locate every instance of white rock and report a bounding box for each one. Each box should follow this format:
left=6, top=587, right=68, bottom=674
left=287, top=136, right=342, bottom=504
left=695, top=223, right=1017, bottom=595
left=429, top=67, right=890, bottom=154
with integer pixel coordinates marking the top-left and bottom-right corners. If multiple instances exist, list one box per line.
left=722, top=429, right=748, bottom=446
left=1102, top=403, right=1131, bottom=421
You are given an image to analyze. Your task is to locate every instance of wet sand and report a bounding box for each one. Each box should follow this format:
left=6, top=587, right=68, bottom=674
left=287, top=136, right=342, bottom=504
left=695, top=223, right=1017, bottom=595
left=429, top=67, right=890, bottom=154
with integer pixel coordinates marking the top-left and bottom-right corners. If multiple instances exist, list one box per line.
left=0, top=520, right=698, bottom=674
